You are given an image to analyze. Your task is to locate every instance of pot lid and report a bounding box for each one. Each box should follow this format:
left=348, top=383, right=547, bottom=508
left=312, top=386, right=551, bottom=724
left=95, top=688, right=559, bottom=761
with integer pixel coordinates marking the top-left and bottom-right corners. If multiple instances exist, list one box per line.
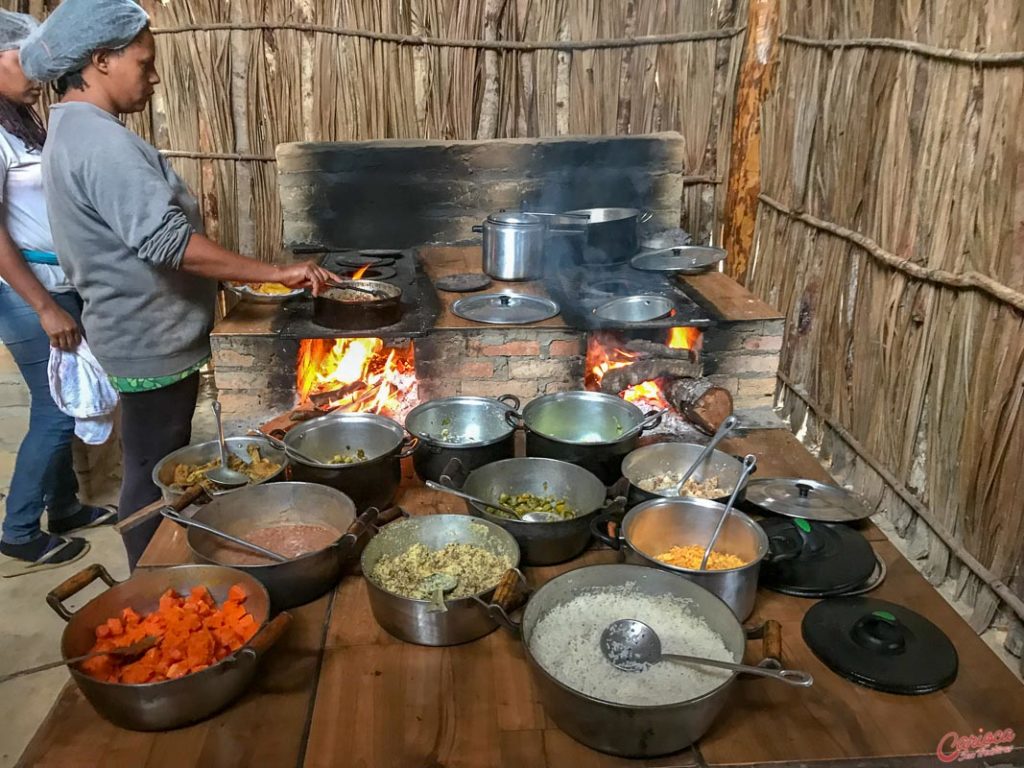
left=451, top=293, right=559, bottom=325
left=802, top=597, right=958, bottom=695
left=758, top=517, right=877, bottom=597
left=745, top=478, right=873, bottom=523
left=434, top=273, right=493, bottom=292
left=593, top=294, right=673, bottom=323
left=487, top=211, right=543, bottom=226
left=630, top=246, right=726, bottom=274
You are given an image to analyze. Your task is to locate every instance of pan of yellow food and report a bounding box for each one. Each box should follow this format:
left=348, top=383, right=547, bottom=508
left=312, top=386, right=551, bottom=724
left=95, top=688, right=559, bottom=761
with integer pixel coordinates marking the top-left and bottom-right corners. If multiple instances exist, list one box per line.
left=153, top=437, right=288, bottom=504
left=590, top=496, right=768, bottom=621
left=227, top=282, right=305, bottom=304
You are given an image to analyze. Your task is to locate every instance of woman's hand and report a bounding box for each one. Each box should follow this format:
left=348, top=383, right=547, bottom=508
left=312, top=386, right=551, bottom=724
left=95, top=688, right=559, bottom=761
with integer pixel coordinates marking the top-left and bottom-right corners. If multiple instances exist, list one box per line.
left=276, top=261, right=341, bottom=296
left=38, top=303, right=82, bottom=351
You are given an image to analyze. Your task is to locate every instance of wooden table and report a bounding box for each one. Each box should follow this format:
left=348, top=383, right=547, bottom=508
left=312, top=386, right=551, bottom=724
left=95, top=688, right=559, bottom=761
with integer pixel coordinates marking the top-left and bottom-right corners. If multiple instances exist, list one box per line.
left=18, top=430, right=1024, bottom=768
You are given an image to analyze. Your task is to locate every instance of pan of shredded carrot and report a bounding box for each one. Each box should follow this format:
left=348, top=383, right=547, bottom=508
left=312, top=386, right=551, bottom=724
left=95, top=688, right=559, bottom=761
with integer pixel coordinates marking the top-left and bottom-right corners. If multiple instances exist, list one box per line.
left=655, top=544, right=747, bottom=571
left=81, top=584, right=261, bottom=685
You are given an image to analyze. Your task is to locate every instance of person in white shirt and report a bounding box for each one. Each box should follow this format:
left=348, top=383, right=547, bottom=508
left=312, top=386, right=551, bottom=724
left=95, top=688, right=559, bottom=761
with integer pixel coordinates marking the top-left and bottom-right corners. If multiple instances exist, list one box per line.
left=0, top=10, right=115, bottom=566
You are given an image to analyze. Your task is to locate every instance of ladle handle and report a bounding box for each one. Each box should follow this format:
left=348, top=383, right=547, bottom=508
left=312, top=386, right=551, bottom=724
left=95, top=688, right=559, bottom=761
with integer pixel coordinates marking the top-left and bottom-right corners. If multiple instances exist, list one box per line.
left=161, top=508, right=289, bottom=563
left=661, top=653, right=813, bottom=687
left=699, top=453, right=757, bottom=570
left=213, top=401, right=230, bottom=466
left=672, top=414, right=738, bottom=496
left=424, top=480, right=522, bottom=519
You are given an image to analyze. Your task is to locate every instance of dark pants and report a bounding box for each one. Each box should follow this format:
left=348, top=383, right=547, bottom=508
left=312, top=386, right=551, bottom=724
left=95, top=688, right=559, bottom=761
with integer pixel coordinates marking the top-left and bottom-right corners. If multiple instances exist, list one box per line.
left=117, top=372, right=199, bottom=569
left=0, top=285, right=84, bottom=545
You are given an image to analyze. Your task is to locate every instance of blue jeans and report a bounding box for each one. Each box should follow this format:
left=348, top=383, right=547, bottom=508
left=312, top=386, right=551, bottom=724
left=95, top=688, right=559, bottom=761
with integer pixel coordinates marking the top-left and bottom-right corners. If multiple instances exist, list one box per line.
left=0, top=284, right=84, bottom=544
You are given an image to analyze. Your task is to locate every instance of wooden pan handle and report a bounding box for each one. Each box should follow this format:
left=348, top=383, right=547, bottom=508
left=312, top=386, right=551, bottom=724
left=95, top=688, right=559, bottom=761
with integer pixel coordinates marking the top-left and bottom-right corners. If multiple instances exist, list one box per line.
left=762, top=619, right=783, bottom=664
left=492, top=569, right=528, bottom=614
left=46, top=563, right=118, bottom=621
left=114, top=484, right=206, bottom=535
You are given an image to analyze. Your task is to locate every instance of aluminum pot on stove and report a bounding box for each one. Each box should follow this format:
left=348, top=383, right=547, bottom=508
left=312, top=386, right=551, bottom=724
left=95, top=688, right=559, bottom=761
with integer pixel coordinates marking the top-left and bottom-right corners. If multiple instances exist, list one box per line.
left=511, top=391, right=664, bottom=485
left=283, top=412, right=417, bottom=511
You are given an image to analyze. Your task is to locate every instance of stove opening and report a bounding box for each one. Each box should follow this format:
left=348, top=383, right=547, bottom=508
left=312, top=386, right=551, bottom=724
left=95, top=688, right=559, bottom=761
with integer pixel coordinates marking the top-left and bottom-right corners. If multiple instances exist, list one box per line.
left=297, top=338, right=418, bottom=419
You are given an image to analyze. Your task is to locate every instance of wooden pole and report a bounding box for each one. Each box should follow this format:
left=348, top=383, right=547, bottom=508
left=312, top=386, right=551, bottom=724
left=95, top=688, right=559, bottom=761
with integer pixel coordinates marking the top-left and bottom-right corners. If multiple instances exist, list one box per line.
left=722, top=0, right=779, bottom=284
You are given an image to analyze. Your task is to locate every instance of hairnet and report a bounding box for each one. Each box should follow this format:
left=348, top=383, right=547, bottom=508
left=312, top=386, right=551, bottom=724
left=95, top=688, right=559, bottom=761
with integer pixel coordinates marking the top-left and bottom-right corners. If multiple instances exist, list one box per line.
left=19, top=0, right=149, bottom=83
left=0, top=10, right=38, bottom=53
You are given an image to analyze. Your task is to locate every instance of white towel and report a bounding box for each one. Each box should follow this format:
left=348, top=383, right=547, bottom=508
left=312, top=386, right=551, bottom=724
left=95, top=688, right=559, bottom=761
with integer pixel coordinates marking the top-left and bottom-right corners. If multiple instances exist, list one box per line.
left=48, top=340, right=119, bottom=445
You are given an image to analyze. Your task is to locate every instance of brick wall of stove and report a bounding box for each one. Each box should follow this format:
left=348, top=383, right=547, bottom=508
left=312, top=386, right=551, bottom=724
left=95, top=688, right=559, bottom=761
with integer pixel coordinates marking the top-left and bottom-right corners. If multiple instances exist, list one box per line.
left=700, top=318, right=784, bottom=412
left=211, top=335, right=300, bottom=432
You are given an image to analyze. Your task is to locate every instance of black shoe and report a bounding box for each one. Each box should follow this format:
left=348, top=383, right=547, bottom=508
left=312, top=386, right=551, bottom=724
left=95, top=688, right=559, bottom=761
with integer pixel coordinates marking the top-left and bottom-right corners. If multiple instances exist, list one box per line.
left=1, top=533, right=88, bottom=564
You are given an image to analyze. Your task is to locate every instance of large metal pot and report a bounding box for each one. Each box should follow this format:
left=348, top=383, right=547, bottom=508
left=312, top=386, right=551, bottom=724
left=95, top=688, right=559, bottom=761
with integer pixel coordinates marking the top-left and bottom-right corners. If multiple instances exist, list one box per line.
left=515, top=391, right=663, bottom=485
left=46, top=563, right=290, bottom=731
left=621, top=441, right=750, bottom=508
left=360, top=514, right=520, bottom=646
left=153, top=436, right=287, bottom=505
left=284, top=412, right=417, bottom=510
left=561, top=207, right=654, bottom=265
left=183, top=482, right=374, bottom=610
left=499, top=563, right=747, bottom=757
left=590, top=497, right=768, bottom=620
left=446, top=457, right=614, bottom=565
left=404, top=395, right=520, bottom=482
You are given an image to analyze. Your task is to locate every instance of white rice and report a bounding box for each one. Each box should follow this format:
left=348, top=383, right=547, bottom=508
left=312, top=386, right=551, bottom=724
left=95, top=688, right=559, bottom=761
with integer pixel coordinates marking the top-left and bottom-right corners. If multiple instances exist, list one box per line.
left=528, top=583, right=733, bottom=706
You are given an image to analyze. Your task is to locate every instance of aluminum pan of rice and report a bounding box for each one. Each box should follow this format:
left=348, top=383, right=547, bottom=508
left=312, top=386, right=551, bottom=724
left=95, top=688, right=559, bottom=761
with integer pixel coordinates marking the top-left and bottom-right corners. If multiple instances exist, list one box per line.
left=524, top=568, right=744, bottom=708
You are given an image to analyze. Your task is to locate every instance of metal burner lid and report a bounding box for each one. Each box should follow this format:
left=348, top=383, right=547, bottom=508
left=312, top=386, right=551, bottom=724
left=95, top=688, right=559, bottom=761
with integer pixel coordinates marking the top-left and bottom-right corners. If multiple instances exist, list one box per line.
left=451, top=293, right=559, bottom=325
left=745, top=478, right=874, bottom=522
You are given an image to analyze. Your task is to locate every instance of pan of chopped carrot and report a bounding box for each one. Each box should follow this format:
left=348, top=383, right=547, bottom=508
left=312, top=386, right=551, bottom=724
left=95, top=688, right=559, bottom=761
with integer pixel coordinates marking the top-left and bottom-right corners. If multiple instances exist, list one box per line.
left=47, top=563, right=291, bottom=731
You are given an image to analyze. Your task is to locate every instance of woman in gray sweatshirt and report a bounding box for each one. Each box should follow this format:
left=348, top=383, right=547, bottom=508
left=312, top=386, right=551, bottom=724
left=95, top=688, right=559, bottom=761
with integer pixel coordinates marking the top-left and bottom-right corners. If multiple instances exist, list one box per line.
left=21, top=0, right=339, bottom=567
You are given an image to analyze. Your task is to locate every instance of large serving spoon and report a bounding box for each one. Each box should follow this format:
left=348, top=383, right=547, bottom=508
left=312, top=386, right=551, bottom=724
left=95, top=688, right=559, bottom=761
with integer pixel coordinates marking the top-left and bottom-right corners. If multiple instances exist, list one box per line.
left=248, top=431, right=325, bottom=467
left=206, top=401, right=249, bottom=488
left=699, top=454, right=757, bottom=570
left=600, top=619, right=812, bottom=687
left=671, top=414, right=739, bottom=496
left=424, top=481, right=562, bottom=523
left=422, top=573, right=459, bottom=613
left=0, top=636, right=161, bottom=685
left=328, top=281, right=389, bottom=298
left=160, top=508, right=288, bottom=563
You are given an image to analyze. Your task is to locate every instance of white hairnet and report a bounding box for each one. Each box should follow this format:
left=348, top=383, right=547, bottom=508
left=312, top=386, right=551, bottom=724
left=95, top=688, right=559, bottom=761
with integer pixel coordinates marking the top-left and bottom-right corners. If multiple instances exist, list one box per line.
left=0, top=10, right=38, bottom=52
left=19, top=0, right=149, bottom=83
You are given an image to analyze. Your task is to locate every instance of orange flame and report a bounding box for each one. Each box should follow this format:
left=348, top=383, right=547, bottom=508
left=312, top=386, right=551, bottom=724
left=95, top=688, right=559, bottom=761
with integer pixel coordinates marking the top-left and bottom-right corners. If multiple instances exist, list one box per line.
left=297, top=338, right=417, bottom=418
left=586, top=327, right=703, bottom=408
left=352, top=264, right=371, bottom=280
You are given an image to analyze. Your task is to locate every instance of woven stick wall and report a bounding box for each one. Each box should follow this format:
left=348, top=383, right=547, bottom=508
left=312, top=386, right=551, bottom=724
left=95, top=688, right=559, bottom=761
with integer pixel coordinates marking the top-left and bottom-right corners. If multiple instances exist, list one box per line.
left=747, top=0, right=1024, bottom=641
left=5, top=0, right=749, bottom=256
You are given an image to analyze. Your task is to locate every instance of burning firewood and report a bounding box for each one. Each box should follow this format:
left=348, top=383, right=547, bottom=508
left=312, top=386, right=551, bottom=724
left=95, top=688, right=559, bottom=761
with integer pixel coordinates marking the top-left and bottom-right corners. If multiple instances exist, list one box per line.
left=665, top=377, right=733, bottom=435
left=622, top=338, right=699, bottom=362
left=598, top=358, right=703, bottom=394
left=309, top=380, right=366, bottom=408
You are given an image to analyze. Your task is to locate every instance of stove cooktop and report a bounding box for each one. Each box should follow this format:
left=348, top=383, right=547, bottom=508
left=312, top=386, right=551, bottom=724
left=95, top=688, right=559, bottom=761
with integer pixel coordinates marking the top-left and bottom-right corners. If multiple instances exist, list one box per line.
left=274, top=248, right=441, bottom=338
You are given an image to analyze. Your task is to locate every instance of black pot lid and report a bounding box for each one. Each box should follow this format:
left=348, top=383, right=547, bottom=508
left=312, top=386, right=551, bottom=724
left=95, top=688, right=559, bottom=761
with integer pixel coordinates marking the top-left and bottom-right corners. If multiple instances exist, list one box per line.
left=434, top=273, right=493, bottom=292
left=451, top=293, right=559, bottom=325
left=746, top=478, right=873, bottom=523
left=759, top=517, right=877, bottom=596
left=802, top=597, right=958, bottom=695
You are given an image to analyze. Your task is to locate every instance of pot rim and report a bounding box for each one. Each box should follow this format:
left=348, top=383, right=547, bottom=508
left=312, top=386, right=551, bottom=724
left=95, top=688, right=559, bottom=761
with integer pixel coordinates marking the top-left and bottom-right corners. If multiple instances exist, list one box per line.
left=521, top=391, right=647, bottom=446
left=152, top=436, right=288, bottom=496
left=621, top=442, right=745, bottom=498
left=521, top=563, right=743, bottom=710
left=359, top=514, right=521, bottom=604
left=405, top=396, right=517, bottom=448
left=619, top=497, right=770, bottom=574
left=63, top=564, right=270, bottom=690
left=284, top=411, right=406, bottom=465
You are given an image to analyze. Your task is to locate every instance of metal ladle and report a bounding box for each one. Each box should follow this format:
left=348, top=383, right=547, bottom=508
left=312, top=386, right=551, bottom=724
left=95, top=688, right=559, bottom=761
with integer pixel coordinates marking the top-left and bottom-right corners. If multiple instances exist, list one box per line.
left=699, top=453, right=757, bottom=570
left=422, top=572, right=458, bottom=613
left=600, top=619, right=813, bottom=687
left=424, top=481, right=562, bottom=523
left=671, top=414, right=739, bottom=496
left=160, top=508, right=288, bottom=563
left=206, top=401, right=249, bottom=488
left=247, top=430, right=326, bottom=467
left=328, top=281, right=389, bottom=298
left=0, top=636, right=161, bottom=685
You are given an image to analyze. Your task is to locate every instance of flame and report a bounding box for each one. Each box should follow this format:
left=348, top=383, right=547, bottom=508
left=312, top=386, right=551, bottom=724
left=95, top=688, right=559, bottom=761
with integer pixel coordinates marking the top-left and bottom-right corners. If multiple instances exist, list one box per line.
left=352, top=264, right=370, bottom=280
left=297, top=338, right=417, bottom=418
left=586, top=327, right=703, bottom=409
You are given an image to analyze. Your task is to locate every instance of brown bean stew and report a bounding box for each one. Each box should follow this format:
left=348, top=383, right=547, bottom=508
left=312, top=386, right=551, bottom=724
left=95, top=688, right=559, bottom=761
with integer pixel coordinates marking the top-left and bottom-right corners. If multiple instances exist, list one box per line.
left=214, top=523, right=342, bottom=566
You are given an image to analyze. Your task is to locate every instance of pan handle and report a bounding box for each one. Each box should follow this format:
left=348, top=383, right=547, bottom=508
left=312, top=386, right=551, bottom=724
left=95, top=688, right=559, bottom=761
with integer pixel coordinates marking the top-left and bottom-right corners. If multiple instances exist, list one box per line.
left=478, top=568, right=530, bottom=633
left=438, top=456, right=468, bottom=490
left=114, top=483, right=206, bottom=536
left=335, top=507, right=381, bottom=554
left=235, top=612, right=293, bottom=664
left=496, top=394, right=521, bottom=410
left=369, top=505, right=408, bottom=533
left=589, top=511, right=623, bottom=550
left=398, top=434, right=419, bottom=459
left=504, top=410, right=525, bottom=430
left=47, top=563, right=118, bottom=622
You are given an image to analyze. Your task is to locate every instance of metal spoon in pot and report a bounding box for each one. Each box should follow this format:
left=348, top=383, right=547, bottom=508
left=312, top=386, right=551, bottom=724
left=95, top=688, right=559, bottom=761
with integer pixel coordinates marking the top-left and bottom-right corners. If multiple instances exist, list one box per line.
left=328, top=281, right=389, bottom=298
left=160, top=508, right=289, bottom=563
left=424, top=481, right=562, bottom=523
left=422, top=572, right=458, bottom=613
left=247, top=430, right=325, bottom=467
left=699, top=453, right=757, bottom=570
left=207, top=401, right=249, bottom=488
left=671, top=414, right=739, bottom=496
left=0, top=636, right=161, bottom=685
left=600, top=619, right=813, bottom=687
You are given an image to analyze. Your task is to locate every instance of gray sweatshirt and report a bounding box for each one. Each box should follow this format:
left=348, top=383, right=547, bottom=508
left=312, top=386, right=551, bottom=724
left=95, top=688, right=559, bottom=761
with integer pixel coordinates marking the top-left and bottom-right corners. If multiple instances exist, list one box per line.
left=42, top=102, right=216, bottom=379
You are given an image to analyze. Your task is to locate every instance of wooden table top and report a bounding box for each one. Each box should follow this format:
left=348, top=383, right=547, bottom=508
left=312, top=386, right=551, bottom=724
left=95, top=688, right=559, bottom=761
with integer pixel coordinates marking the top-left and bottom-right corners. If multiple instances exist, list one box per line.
left=18, top=429, right=1024, bottom=768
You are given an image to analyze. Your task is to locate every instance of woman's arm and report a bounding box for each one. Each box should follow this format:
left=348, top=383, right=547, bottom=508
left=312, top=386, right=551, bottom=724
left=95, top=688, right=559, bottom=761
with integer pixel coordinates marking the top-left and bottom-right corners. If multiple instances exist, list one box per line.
left=181, top=234, right=339, bottom=294
left=0, top=225, right=80, bottom=350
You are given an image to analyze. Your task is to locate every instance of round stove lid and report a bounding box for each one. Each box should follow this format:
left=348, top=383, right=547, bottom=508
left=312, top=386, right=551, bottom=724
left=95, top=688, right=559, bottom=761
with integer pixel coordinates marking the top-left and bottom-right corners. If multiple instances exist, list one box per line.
left=746, top=478, right=873, bottom=523
left=435, top=273, right=493, bottom=293
left=451, top=293, right=560, bottom=325
left=802, top=597, right=958, bottom=695
left=759, top=517, right=877, bottom=596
